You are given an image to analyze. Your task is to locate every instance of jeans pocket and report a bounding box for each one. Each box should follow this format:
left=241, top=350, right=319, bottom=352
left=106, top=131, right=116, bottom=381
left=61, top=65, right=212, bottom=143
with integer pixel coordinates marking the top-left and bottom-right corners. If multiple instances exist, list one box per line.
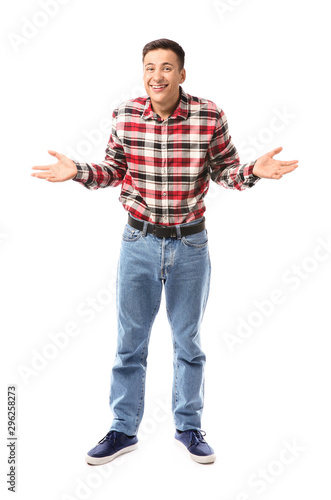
left=181, top=229, right=208, bottom=248
left=122, top=223, right=142, bottom=242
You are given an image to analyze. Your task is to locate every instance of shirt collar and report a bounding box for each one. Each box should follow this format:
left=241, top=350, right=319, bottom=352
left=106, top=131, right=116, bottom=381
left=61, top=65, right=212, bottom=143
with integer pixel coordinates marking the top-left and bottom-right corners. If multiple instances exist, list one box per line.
left=141, top=86, right=189, bottom=121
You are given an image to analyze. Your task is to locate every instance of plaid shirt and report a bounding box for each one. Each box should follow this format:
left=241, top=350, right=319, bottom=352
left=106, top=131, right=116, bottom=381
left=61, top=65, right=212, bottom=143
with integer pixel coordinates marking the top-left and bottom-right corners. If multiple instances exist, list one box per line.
left=72, top=86, right=260, bottom=225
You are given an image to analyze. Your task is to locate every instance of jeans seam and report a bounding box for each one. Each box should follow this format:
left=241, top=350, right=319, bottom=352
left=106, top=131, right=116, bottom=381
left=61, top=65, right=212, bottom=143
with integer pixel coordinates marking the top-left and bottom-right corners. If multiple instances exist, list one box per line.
left=202, top=253, right=211, bottom=314
left=166, top=305, right=178, bottom=429
left=134, top=289, right=162, bottom=433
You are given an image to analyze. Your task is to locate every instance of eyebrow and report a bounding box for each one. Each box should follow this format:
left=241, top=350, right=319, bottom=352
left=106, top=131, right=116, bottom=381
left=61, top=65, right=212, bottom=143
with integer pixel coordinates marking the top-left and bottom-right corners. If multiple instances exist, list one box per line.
left=144, top=62, right=174, bottom=67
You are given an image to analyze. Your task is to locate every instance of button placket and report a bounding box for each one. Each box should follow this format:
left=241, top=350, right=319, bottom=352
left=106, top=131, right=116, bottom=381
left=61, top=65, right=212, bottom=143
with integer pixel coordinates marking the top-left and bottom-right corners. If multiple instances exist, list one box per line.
left=161, top=121, right=168, bottom=221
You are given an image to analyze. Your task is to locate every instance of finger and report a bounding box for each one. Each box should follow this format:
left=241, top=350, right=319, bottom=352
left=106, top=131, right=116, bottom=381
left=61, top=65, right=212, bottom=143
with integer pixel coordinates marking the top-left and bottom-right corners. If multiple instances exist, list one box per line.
left=269, top=146, right=283, bottom=158
left=279, top=164, right=299, bottom=175
left=48, top=150, right=61, bottom=160
left=31, top=165, right=51, bottom=171
left=279, top=160, right=299, bottom=167
left=31, top=172, right=50, bottom=179
left=271, top=163, right=298, bottom=179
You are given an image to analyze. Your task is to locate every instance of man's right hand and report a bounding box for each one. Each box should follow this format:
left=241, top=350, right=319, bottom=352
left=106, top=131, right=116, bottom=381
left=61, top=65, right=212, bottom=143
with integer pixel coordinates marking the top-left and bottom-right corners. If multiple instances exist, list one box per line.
left=31, top=150, right=78, bottom=182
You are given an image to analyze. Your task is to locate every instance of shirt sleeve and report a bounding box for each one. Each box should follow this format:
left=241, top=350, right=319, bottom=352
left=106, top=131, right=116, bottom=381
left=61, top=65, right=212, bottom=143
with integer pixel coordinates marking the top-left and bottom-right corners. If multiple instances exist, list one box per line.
left=71, top=109, right=127, bottom=190
left=207, top=108, right=261, bottom=190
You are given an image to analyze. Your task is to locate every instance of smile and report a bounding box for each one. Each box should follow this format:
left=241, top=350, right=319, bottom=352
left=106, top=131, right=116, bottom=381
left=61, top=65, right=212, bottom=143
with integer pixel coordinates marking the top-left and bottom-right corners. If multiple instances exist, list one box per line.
left=150, top=85, right=168, bottom=92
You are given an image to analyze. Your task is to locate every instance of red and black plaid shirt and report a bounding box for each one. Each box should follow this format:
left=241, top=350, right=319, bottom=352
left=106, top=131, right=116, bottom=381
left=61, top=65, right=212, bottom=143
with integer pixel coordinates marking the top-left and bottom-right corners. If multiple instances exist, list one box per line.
left=72, top=86, right=260, bottom=225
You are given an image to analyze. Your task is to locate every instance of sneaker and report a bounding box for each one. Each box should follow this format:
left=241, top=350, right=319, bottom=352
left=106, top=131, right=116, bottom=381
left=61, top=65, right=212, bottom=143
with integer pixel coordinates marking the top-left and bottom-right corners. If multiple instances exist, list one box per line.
left=85, top=430, right=138, bottom=465
left=174, top=429, right=216, bottom=464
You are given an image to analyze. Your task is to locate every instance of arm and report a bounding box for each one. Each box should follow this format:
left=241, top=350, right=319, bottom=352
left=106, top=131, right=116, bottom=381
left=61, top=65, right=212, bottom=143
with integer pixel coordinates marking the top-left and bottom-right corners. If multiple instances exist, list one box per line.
left=72, top=109, right=127, bottom=190
left=31, top=109, right=127, bottom=188
left=207, top=109, right=261, bottom=191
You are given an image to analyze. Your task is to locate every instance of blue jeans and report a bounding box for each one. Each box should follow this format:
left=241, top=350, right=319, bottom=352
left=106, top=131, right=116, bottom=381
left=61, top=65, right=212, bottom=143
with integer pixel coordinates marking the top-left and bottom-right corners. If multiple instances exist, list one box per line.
left=109, top=216, right=211, bottom=435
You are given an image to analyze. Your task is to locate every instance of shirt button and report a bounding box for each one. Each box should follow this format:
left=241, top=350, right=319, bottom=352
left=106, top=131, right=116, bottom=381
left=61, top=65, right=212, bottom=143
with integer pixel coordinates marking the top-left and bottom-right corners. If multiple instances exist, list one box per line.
left=163, top=192, right=166, bottom=196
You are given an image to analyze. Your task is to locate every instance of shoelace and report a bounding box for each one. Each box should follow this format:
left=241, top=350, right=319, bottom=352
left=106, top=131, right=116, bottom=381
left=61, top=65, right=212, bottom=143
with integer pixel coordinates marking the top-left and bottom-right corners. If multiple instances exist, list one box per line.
left=187, top=430, right=207, bottom=448
left=98, top=430, right=120, bottom=445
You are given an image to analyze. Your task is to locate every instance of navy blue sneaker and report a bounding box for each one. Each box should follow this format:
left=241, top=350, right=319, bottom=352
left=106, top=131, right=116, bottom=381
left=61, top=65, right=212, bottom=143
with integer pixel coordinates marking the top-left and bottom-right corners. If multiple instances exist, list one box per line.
left=175, top=429, right=216, bottom=464
left=85, top=431, right=138, bottom=465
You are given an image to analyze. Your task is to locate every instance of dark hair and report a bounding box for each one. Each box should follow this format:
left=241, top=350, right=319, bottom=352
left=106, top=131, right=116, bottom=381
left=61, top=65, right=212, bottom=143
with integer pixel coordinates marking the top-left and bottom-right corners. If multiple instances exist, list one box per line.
left=142, top=38, right=185, bottom=70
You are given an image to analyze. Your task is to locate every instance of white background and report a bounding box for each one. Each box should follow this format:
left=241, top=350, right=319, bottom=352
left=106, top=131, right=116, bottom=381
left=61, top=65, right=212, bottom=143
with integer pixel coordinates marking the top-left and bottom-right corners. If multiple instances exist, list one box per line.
left=1, top=0, right=330, bottom=499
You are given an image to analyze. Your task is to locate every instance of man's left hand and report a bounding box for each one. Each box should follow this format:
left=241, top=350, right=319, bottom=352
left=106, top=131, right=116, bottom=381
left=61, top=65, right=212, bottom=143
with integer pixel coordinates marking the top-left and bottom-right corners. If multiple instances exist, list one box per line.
left=252, top=147, right=299, bottom=179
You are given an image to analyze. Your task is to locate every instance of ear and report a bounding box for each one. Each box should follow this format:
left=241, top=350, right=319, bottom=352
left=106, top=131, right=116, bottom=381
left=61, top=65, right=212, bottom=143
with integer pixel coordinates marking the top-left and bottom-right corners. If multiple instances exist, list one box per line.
left=180, top=68, right=186, bottom=84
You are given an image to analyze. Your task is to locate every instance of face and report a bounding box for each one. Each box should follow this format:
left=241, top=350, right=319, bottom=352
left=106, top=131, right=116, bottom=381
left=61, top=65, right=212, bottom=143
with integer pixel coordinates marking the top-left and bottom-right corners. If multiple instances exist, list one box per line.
left=143, top=49, right=186, bottom=110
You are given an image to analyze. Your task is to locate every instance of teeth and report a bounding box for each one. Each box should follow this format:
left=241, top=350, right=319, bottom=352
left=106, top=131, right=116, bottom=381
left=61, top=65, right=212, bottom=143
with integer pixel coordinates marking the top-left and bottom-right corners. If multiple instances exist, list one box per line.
left=152, top=85, right=166, bottom=88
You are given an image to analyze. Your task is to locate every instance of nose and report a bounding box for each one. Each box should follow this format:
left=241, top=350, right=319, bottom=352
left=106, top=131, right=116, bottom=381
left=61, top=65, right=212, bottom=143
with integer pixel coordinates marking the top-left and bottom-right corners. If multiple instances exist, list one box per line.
left=152, top=68, right=164, bottom=83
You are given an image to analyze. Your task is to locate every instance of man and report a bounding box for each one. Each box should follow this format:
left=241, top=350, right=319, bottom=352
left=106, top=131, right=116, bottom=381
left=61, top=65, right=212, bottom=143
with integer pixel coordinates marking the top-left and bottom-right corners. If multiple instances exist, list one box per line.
left=31, top=39, right=298, bottom=465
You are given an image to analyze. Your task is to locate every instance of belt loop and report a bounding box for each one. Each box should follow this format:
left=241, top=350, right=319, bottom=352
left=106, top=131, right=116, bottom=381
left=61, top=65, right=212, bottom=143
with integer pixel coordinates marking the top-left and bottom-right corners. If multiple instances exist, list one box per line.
left=175, top=224, right=181, bottom=239
left=142, top=221, right=148, bottom=237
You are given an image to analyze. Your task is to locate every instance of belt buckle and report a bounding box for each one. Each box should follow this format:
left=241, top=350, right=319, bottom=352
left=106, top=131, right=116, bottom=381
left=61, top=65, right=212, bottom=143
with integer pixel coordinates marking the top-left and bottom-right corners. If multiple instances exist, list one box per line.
left=152, top=223, right=178, bottom=238
left=170, top=226, right=177, bottom=238
left=153, top=224, right=163, bottom=237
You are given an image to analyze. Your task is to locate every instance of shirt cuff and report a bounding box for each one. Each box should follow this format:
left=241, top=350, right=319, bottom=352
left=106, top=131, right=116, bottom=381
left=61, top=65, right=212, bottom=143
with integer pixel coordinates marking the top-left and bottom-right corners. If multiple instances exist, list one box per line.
left=72, top=162, right=90, bottom=183
left=244, top=160, right=261, bottom=184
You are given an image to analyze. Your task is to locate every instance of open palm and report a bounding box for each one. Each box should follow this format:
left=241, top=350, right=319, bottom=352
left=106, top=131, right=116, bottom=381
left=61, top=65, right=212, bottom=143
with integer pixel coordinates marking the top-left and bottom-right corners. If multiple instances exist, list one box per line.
left=252, top=147, right=299, bottom=180
left=31, top=150, right=78, bottom=182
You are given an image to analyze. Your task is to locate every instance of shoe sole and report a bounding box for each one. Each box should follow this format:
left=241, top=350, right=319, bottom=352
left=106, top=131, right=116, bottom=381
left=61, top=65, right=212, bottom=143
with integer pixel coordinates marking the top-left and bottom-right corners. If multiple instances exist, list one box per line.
left=85, top=443, right=138, bottom=465
left=174, top=438, right=216, bottom=464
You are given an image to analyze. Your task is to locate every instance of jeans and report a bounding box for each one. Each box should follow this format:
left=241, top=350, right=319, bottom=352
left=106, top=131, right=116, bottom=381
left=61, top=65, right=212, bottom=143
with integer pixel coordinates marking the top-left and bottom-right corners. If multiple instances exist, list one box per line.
left=109, top=215, right=211, bottom=435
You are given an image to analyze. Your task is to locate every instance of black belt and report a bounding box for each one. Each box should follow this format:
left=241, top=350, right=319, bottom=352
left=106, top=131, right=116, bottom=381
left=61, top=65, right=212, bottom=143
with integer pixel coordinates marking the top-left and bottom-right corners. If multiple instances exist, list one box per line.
left=127, top=214, right=205, bottom=239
